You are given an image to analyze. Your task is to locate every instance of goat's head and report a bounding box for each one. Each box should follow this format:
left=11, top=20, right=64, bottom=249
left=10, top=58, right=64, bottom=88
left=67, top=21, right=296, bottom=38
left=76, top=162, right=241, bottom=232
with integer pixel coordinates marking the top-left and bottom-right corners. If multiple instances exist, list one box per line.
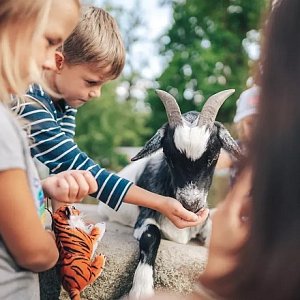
left=131, top=89, right=241, bottom=213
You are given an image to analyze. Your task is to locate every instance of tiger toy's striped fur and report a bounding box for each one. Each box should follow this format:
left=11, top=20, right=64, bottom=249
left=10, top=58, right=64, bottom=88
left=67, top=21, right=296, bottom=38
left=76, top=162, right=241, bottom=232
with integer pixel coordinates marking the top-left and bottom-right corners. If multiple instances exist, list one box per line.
left=52, top=205, right=106, bottom=300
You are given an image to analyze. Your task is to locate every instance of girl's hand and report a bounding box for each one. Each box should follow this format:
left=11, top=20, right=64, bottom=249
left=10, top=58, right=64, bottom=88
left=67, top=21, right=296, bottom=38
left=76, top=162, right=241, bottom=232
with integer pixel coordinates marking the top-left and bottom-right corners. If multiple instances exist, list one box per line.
left=159, top=197, right=209, bottom=229
left=42, top=170, right=97, bottom=203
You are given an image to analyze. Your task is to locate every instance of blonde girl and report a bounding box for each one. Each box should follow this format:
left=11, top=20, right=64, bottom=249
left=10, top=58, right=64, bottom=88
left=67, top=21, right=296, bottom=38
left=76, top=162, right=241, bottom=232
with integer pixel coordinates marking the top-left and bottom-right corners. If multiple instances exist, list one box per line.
left=0, top=0, right=97, bottom=299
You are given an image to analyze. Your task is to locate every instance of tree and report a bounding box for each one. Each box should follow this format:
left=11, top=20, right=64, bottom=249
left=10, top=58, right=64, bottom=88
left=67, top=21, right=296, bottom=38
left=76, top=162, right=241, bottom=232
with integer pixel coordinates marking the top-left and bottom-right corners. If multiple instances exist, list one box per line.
left=75, top=1, right=154, bottom=170
left=146, top=0, right=267, bottom=133
left=75, top=81, right=150, bottom=171
left=100, top=0, right=153, bottom=103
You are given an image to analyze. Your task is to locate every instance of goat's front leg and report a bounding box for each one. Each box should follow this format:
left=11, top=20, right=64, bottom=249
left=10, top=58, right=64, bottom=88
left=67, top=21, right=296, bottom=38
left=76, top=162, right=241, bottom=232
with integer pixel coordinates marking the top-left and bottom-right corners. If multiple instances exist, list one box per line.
left=129, top=220, right=161, bottom=300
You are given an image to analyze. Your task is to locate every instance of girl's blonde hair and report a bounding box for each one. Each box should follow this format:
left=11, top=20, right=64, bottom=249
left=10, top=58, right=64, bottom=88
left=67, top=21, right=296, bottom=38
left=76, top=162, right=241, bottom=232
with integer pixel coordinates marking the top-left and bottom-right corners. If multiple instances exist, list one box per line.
left=61, top=7, right=125, bottom=79
left=0, top=0, right=51, bottom=104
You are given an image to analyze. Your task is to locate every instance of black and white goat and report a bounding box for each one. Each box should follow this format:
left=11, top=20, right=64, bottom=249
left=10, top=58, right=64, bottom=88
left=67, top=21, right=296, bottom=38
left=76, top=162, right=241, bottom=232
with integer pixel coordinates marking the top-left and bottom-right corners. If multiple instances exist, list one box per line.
left=98, top=89, right=240, bottom=299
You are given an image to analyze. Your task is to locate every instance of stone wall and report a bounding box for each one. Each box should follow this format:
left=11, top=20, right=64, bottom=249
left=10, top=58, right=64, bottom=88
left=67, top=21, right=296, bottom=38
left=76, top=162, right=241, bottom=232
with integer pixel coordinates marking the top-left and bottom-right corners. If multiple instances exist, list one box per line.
left=42, top=205, right=208, bottom=300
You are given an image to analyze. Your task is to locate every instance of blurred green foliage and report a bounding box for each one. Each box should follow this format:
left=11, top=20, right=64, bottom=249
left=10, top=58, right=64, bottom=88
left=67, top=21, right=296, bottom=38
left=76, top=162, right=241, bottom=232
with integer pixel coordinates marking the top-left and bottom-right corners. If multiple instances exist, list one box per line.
left=75, top=0, right=268, bottom=171
left=75, top=81, right=151, bottom=171
left=146, top=0, right=268, bottom=134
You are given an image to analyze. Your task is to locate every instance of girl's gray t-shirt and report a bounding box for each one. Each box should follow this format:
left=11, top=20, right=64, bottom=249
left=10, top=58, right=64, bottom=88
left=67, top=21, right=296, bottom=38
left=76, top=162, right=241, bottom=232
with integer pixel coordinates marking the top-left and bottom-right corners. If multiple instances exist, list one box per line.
left=0, top=103, right=45, bottom=299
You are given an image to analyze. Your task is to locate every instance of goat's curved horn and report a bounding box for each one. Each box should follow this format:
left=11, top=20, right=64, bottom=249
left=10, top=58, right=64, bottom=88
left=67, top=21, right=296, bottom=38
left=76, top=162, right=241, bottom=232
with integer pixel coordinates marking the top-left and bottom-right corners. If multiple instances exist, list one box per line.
left=156, top=89, right=183, bottom=128
left=197, top=89, right=235, bottom=127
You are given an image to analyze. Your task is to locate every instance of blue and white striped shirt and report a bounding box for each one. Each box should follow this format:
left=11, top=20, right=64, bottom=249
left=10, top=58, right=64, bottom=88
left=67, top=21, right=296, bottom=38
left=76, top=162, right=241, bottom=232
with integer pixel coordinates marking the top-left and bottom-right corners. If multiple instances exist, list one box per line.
left=13, top=84, right=132, bottom=210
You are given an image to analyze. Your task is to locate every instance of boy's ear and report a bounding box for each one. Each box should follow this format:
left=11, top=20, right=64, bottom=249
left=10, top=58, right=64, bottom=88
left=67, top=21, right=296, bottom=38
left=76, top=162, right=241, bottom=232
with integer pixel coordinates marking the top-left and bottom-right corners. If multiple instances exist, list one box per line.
left=55, top=51, right=65, bottom=72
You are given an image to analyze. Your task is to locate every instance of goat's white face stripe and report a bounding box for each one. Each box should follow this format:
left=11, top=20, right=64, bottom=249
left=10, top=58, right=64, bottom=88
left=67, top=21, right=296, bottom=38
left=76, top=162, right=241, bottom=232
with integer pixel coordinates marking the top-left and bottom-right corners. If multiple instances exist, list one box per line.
left=174, top=124, right=210, bottom=161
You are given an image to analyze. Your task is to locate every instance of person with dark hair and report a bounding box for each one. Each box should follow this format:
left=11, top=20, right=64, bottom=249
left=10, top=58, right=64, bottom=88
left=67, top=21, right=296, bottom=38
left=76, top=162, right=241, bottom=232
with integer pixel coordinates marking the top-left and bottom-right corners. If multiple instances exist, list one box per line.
left=226, top=0, right=300, bottom=298
left=149, top=0, right=300, bottom=299
left=216, top=85, right=259, bottom=185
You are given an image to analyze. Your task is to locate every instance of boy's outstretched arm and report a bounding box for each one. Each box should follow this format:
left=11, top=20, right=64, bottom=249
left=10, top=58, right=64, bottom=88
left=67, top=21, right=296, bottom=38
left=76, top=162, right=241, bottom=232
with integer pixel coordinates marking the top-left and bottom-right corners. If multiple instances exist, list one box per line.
left=124, top=185, right=209, bottom=228
left=15, top=87, right=207, bottom=228
left=14, top=89, right=132, bottom=211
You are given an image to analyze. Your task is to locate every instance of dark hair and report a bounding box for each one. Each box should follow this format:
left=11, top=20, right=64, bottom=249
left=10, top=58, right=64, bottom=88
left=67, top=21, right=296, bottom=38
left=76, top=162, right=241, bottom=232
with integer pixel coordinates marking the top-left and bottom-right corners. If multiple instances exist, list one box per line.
left=229, top=0, right=300, bottom=299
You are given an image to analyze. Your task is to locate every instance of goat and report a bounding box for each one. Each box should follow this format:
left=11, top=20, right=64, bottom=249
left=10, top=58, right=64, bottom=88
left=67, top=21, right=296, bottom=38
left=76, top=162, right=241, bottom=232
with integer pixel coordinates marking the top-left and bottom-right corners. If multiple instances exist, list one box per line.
left=97, top=89, right=240, bottom=299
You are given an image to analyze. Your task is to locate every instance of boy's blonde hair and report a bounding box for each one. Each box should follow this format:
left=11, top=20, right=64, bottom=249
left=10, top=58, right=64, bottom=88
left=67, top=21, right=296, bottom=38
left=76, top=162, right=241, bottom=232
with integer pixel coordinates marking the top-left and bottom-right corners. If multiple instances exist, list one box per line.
left=0, top=0, right=51, bottom=103
left=61, top=7, right=126, bottom=79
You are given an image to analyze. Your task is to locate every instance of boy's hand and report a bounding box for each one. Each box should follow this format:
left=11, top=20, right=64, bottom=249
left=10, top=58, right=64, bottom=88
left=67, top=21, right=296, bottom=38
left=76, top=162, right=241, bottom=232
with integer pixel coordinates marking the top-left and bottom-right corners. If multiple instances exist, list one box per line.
left=42, top=170, right=98, bottom=203
left=159, top=197, right=209, bottom=229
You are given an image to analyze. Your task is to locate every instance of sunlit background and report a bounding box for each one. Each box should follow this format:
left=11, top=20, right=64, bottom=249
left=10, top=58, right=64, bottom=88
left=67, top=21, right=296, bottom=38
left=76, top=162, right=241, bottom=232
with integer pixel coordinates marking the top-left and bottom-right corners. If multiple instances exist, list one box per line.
left=78, top=0, right=267, bottom=205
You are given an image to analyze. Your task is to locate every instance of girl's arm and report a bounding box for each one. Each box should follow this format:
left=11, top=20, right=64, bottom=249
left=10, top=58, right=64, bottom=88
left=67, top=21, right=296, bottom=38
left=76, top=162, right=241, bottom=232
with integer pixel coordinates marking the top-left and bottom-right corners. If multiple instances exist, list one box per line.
left=0, top=169, right=58, bottom=273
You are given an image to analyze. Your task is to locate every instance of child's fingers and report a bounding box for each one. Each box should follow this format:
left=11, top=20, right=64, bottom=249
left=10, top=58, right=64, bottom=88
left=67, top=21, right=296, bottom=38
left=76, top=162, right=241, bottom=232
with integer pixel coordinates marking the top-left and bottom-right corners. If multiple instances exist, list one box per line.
left=82, top=171, right=98, bottom=194
left=172, top=205, right=209, bottom=228
left=173, top=212, right=208, bottom=229
left=56, top=177, right=69, bottom=190
left=196, top=208, right=210, bottom=221
left=54, top=177, right=69, bottom=201
left=65, top=170, right=97, bottom=194
left=180, top=209, right=209, bottom=228
left=62, top=173, right=80, bottom=201
left=173, top=202, right=200, bottom=222
left=66, top=172, right=89, bottom=200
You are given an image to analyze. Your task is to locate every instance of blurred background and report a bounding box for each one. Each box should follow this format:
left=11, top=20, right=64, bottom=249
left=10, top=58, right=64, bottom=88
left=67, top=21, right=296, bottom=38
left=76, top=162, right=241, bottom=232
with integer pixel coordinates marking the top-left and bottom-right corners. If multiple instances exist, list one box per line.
left=78, top=0, right=268, bottom=205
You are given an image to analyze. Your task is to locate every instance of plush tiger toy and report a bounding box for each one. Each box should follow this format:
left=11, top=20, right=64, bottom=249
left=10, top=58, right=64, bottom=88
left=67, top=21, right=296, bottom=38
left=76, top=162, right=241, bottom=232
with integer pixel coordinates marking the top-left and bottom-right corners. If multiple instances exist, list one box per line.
left=52, top=205, right=106, bottom=300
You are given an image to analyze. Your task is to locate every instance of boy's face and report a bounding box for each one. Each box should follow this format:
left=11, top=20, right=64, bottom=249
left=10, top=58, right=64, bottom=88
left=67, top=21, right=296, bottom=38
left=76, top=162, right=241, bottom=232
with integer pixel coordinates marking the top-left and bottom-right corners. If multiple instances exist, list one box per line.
left=54, top=58, right=112, bottom=108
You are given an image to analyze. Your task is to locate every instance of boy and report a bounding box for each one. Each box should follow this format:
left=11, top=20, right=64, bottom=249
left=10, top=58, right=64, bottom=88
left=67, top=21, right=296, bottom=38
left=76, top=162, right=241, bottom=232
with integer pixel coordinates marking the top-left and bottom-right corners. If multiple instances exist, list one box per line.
left=15, top=7, right=207, bottom=228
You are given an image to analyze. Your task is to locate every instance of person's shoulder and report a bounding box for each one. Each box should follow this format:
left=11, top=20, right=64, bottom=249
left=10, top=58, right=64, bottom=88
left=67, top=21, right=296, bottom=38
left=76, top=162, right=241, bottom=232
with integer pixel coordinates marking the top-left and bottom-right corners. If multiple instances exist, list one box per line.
left=0, top=103, right=24, bottom=145
left=0, top=103, right=15, bottom=126
left=26, top=84, right=54, bottom=111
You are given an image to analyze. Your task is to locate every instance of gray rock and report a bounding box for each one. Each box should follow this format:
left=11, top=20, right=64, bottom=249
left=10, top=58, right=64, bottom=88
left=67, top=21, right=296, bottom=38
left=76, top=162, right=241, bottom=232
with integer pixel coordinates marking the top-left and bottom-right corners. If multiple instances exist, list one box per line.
left=42, top=204, right=208, bottom=300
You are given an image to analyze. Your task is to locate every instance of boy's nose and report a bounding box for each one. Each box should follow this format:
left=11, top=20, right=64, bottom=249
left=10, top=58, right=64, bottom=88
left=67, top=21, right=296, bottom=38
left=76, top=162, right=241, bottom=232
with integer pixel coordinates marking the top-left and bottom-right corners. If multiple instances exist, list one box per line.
left=89, top=88, right=101, bottom=99
left=42, top=56, right=56, bottom=71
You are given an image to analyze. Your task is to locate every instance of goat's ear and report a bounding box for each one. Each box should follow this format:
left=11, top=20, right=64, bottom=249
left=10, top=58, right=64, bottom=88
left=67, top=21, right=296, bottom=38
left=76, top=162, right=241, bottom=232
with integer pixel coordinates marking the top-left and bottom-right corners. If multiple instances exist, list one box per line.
left=215, top=122, right=241, bottom=159
left=131, top=126, right=166, bottom=161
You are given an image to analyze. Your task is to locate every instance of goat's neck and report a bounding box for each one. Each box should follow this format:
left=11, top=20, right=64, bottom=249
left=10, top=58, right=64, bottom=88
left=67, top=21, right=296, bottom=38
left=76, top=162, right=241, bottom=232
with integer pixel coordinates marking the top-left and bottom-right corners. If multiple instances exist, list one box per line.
left=136, top=158, right=175, bottom=198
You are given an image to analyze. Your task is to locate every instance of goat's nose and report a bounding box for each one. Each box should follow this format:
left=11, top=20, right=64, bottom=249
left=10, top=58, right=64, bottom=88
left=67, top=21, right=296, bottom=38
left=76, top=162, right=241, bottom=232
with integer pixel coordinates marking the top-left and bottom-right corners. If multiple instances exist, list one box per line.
left=182, top=202, right=203, bottom=213
left=182, top=202, right=191, bottom=211
left=182, top=202, right=194, bottom=212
